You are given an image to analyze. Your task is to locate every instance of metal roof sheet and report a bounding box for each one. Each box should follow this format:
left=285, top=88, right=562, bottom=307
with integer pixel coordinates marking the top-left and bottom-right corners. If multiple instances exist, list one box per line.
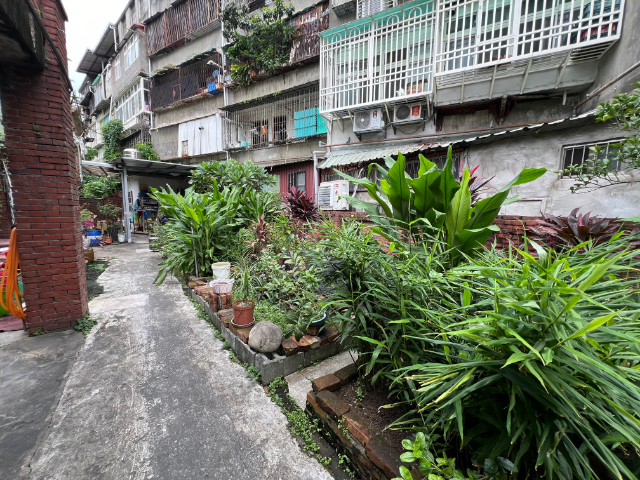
left=317, top=110, right=596, bottom=169
left=82, top=159, right=196, bottom=178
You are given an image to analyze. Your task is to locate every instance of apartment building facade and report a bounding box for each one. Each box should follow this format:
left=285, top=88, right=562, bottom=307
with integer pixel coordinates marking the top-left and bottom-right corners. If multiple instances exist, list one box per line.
left=318, top=0, right=639, bottom=218
left=77, top=0, right=639, bottom=219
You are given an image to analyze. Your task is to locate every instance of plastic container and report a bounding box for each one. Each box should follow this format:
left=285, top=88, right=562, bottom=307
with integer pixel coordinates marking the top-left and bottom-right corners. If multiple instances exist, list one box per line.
left=87, top=230, right=102, bottom=247
left=118, top=234, right=125, bottom=243
left=211, top=262, right=231, bottom=280
left=209, top=279, right=234, bottom=294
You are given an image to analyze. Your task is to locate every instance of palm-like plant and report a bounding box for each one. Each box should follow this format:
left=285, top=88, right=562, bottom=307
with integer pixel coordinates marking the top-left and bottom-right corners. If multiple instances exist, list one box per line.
left=397, top=238, right=640, bottom=480
left=531, top=207, right=619, bottom=248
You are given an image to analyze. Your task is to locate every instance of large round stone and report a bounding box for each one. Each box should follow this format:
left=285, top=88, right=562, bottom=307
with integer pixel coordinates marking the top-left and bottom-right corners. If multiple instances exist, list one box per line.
left=248, top=321, right=283, bottom=353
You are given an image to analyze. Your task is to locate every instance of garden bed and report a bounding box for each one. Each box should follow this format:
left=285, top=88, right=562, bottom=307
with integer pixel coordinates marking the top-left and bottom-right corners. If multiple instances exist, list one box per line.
left=189, top=287, right=346, bottom=384
left=306, top=368, right=418, bottom=480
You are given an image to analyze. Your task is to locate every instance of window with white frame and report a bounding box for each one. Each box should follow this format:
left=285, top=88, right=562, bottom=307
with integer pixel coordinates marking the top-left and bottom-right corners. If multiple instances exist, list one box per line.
left=562, top=140, right=623, bottom=176
left=124, top=34, right=139, bottom=70
left=114, top=56, right=121, bottom=80
left=113, top=80, right=148, bottom=127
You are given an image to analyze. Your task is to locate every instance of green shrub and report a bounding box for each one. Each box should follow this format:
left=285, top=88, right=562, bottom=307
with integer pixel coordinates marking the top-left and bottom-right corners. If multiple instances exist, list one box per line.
left=135, top=141, right=159, bottom=161
left=190, top=159, right=276, bottom=194
left=102, top=120, right=124, bottom=161
left=82, top=175, right=121, bottom=199
left=397, top=237, right=640, bottom=480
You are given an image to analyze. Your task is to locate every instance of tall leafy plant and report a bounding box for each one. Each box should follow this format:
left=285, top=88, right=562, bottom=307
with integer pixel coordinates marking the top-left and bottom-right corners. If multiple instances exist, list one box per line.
left=190, top=159, right=276, bottom=193
left=102, top=120, right=124, bottom=162
left=335, top=146, right=546, bottom=263
left=81, top=174, right=121, bottom=199
left=397, top=238, right=640, bottom=480
left=152, top=185, right=243, bottom=284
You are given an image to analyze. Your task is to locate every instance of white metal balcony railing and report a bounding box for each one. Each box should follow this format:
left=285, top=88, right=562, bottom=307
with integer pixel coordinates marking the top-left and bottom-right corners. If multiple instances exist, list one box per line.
left=123, top=110, right=152, bottom=132
left=436, top=0, right=623, bottom=76
left=320, top=0, right=436, bottom=118
left=320, top=0, right=624, bottom=118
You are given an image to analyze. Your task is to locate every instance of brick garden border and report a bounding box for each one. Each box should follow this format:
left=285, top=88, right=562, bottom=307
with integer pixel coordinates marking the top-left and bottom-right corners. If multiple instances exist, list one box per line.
left=306, top=367, right=422, bottom=480
left=187, top=287, right=346, bottom=385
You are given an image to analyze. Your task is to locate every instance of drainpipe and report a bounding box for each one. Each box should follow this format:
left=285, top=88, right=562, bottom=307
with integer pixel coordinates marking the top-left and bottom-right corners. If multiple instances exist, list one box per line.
left=110, top=24, right=118, bottom=52
left=312, top=151, right=325, bottom=203
left=122, top=165, right=132, bottom=242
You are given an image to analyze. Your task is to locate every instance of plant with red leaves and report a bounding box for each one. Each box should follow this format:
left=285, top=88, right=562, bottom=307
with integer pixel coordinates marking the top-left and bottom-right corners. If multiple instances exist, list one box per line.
left=285, top=187, right=319, bottom=222
left=531, top=207, right=619, bottom=247
left=459, top=165, right=494, bottom=205
left=246, top=214, right=268, bottom=254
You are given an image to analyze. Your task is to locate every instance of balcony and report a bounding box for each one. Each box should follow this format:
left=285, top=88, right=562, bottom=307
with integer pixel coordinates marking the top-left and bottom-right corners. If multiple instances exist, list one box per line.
left=320, top=0, right=625, bottom=118
left=146, top=0, right=221, bottom=58
left=319, top=0, right=436, bottom=120
left=89, top=75, right=111, bottom=115
left=223, top=84, right=326, bottom=151
left=434, top=0, right=624, bottom=105
left=149, top=51, right=223, bottom=110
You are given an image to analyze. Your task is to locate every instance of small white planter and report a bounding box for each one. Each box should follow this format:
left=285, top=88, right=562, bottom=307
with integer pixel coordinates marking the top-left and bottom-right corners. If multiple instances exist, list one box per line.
left=118, top=234, right=126, bottom=243
left=209, top=279, right=234, bottom=294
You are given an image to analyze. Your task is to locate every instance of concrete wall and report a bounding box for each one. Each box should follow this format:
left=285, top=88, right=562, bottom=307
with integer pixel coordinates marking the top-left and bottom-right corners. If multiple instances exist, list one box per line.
left=112, top=30, right=149, bottom=100
left=150, top=29, right=223, bottom=73
left=467, top=122, right=640, bottom=218
left=229, top=139, right=323, bottom=166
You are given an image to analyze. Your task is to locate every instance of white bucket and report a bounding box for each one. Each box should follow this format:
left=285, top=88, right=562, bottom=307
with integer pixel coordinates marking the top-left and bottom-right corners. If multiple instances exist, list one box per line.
left=211, top=262, right=231, bottom=280
left=118, top=234, right=126, bottom=243
left=209, top=279, right=234, bottom=294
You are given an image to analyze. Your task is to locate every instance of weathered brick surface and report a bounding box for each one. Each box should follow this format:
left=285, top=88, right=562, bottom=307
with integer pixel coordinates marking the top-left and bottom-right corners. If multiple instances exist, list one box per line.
left=282, top=337, right=300, bottom=356
left=299, top=335, right=320, bottom=351
left=312, top=374, right=342, bottom=393
left=366, top=435, right=404, bottom=479
left=1, top=0, right=88, bottom=334
left=316, top=390, right=350, bottom=420
left=343, top=410, right=375, bottom=447
left=306, top=391, right=327, bottom=420
left=335, top=362, right=358, bottom=385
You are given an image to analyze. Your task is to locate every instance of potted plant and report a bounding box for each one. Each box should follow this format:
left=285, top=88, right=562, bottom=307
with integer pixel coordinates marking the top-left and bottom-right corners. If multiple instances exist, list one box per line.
left=232, top=257, right=256, bottom=327
left=98, top=203, right=122, bottom=245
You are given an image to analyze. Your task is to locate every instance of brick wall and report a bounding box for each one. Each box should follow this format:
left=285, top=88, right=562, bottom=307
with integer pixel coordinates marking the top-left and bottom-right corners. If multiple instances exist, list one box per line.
left=0, top=0, right=88, bottom=334
left=489, top=216, right=545, bottom=250
left=80, top=192, right=123, bottom=221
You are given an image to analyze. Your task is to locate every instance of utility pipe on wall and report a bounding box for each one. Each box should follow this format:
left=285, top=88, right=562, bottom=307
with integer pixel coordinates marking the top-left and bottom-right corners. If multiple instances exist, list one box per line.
left=312, top=151, right=325, bottom=203
left=122, top=165, right=132, bottom=243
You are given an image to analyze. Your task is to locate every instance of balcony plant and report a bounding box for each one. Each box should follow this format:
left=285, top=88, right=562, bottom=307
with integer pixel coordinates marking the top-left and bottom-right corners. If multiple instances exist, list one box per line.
left=222, top=0, right=296, bottom=87
left=135, top=141, right=159, bottom=161
left=102, top=120, right=124, bottom=162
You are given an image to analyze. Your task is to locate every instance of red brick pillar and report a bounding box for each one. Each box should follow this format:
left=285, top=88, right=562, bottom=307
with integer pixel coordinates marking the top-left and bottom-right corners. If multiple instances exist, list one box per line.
left=0, top=0, right=88, bottom=333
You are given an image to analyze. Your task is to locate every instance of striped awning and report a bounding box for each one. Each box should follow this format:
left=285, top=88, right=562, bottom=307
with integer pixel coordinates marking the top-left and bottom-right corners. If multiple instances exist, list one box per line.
left=317, top=142, right=432, bottom=169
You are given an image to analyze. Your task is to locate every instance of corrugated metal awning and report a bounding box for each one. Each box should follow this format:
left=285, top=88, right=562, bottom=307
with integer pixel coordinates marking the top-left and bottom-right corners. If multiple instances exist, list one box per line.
left=318, top=110, right=596, bottom=169
left=318, top=142, right=433, bottom=169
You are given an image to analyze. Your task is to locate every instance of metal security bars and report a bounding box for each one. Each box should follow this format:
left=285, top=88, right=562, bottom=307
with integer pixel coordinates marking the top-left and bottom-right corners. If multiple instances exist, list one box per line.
left=150, top=52, right=223, bottom=110
left=290, top=3, right=330, bottom=64
left=320, top=0, right=436, bottom=118
left=561, top=139, right=623, bottom=175
left=146, top=0, right=221, bottom=58
left=223, top=84, right=326, bottom=150
left=435, top=0, right=624, bottom=76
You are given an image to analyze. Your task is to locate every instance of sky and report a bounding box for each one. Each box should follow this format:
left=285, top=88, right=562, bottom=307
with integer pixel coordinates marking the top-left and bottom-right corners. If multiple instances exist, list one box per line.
left=64, top=0, right=131, bottom=90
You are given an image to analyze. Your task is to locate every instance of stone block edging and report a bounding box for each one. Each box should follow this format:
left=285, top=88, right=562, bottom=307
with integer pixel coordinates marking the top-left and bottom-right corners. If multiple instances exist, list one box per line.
left=189, top=290, right=345, bottom=384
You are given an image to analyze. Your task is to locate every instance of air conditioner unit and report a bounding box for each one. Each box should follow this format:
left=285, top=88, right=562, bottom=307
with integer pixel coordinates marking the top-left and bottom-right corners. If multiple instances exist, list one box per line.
left=123, top=148, right=142, bottom=160
left=318, top=180, right=350, bottom=211
left=393, top=103, right=422, bottom=124
left=353, top=108, right=384, bottom=134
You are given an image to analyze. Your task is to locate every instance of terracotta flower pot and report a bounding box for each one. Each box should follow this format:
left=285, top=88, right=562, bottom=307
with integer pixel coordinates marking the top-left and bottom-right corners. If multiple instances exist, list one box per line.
left=103, top=236, right=113, bottom=244
left=84, top=249, right=94, bottom=263
left=232, top=300, right=255, bottom=327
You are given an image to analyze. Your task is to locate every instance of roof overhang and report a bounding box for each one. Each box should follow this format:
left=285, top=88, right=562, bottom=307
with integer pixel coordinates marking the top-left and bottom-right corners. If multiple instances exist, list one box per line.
left=93, top=23, right=116, bottom=59
left=76, top=49, right=104, bottom=75
left=82, top=159, right=197, bottom=178
left=318, top=110, right=596, bottom=169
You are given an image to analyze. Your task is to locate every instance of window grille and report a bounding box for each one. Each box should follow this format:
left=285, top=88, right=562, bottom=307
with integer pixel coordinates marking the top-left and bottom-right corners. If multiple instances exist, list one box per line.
left=150, top=52, right=223, bottom=110
left=124, top=34, right=139, bottom=70
left=146, top=0, right=221, bottom=57
left=114, top=57, right=121, bottom=80
left=405, top=151, right=461, bottom=178
left=113, top=79, right=151, bottom=130
left=224, top=84, right=325, bottom=150
left=562, top=140, right=623, bottom=176
left=435, top=0, right=624, bottom=76
left=290, top=3, right=330, bottom=64
left=320, top=0, right=436, bottom=117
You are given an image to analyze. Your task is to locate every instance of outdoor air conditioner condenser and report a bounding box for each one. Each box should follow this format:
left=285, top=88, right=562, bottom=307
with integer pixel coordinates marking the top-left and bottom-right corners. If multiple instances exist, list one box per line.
left=352, top=108, right=384, bottom=134
left=318, top=180, right=350, bottom=211
left=393, top=103, right=422, bottom=123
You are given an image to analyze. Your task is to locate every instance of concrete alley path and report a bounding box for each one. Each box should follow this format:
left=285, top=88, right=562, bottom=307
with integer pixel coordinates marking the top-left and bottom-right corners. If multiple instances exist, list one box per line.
left=28, top=239, right=333, bottom=480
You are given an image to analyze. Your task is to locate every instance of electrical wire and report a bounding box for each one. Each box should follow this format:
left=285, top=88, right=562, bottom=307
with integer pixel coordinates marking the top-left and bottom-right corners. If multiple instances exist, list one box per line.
left=0, top=228, right=26, bottom=321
